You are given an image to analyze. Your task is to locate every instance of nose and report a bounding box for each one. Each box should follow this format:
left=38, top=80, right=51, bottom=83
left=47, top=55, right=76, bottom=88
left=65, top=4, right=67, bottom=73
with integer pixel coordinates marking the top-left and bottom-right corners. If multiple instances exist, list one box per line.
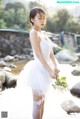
left=42, top=19, right=45, bottom=24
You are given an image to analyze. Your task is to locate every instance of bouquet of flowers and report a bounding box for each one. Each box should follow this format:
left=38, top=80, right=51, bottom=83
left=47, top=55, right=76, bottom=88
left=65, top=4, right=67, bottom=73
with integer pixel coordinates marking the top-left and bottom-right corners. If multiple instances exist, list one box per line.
left=52, top=76, right=68, bottom=91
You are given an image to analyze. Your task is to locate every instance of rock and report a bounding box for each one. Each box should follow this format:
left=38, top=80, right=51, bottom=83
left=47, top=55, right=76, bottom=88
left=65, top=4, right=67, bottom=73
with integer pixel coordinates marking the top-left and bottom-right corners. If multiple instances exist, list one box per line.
left=0, top=70, right=6, bottom=83
left=71, top=68, right=80, bottom=76
left=0, top=51, right=2, bottom=56
left=3, top=79, right=17, bottom=88
left=52, top=43, right=62, bottom=54
left=0, top=81, right=2, bottom=91
left=70, top=58, right=78, bottom=67
left=70, top=82, right=80, bottom=97
left=0, top=29, right=30, bottom=57
left=0, top=70, right=17, bottom=90
left=4, top=55, right=14, bottom=62
left=76, top=53, right=80, bottom=60
left=11, top=50, right=17, bottom=56
left=26, top=54, right=34, bottom=60
left=4, top=67, right=12, bottom=72
left=3, top=71, right=17, bottom=88
left=0, top=61, right=7, bottom=67
left=0, top=70, right=6, bottom=91
left=55, top=49, right=78, bottom=64
left=14, top=54, right=26, bottom=60
left=61, top=100, right=80, bottom=114
left=70, top=62, right=76, bottom=67
left=22, top=48, right=32, bottom=55
left=30, top=52, right=33, bottom=57
left=7, top=64, right=17, bottom=69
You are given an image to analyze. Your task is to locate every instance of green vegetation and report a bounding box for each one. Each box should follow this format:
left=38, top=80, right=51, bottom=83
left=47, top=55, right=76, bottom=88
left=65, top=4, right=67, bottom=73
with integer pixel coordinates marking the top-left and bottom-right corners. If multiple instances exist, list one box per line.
left=0, top=1, right=28, bottom=30
left=46, top=8, right=80, bottom=34
left=52, top=76, right=68, bottom=90
left=0, top=1, right=80, bottom=33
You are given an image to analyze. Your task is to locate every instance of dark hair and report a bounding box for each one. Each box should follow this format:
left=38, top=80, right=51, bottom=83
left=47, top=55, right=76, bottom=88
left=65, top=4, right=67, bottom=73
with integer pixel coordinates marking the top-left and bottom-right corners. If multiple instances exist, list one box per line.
left=29, top=7, right=46, bottom=25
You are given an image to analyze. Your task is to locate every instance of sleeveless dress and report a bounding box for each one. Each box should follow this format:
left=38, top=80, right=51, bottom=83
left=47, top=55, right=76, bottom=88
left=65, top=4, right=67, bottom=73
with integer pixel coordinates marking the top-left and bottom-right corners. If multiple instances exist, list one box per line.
left=18, top=30, right=55, bottom=96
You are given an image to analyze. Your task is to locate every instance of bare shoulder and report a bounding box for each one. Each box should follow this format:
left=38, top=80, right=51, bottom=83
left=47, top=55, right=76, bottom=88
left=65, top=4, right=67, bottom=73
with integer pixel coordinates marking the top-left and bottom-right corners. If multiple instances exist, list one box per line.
left=30, top=29, right=40, bottom=44
left=29, top=30, right=41, bottom=50
left=30, top=29, right=38, bottom=37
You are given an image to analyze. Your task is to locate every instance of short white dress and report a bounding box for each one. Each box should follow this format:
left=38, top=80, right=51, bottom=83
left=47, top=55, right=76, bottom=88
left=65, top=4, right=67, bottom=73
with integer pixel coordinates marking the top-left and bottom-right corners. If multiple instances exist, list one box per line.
left=18, top=30, right=55, bottom=96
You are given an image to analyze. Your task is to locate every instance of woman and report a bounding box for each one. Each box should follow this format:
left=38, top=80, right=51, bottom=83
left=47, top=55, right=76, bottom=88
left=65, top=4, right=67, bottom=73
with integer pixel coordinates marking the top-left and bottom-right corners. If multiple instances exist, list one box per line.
left=19, top=7, right=60, bottom=119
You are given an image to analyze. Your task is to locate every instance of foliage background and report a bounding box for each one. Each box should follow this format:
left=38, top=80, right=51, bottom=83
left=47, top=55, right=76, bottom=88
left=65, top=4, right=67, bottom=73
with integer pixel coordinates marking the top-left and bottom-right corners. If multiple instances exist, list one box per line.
left=0, top=0, right=80, bottom=34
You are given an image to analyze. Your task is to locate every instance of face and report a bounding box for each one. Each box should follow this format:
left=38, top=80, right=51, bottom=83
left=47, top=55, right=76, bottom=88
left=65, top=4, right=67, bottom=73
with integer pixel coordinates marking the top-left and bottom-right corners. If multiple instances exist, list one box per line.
left=31, top=13, right=46, bottom=29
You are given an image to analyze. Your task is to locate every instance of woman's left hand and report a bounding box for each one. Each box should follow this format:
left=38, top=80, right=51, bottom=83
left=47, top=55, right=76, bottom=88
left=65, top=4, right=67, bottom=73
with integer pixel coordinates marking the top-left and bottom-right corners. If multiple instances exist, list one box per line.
left=54, top=67, right=60, bottom=76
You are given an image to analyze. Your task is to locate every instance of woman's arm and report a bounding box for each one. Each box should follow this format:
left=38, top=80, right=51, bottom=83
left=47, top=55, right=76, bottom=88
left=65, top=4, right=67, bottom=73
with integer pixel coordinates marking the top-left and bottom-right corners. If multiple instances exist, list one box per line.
left=50, top=50, right=60, bottom=75
left=50, top=50, right=57, bottom=67
left=30, top=30, right=56, bottom=79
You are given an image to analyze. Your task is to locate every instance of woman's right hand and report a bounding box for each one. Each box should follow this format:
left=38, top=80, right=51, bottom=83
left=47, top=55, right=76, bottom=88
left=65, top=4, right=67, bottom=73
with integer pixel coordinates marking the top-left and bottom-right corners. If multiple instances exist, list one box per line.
left=49, top=69, right=57, bottom=79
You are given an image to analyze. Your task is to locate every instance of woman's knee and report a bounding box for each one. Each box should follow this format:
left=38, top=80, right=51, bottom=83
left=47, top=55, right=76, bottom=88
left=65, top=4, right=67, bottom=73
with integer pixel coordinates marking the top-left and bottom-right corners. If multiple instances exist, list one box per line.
left=33, top=94, right=45, bottom=105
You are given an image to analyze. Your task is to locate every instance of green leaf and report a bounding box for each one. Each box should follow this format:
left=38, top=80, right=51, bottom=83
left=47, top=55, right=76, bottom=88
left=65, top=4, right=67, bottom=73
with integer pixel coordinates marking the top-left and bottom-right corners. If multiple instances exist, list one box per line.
left=52, top=76, right=68, bottom=91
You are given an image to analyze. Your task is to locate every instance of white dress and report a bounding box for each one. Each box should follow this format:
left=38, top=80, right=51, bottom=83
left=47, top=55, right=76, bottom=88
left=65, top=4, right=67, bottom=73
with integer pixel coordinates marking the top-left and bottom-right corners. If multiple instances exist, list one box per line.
left=18, top=30, right=55, bottom=96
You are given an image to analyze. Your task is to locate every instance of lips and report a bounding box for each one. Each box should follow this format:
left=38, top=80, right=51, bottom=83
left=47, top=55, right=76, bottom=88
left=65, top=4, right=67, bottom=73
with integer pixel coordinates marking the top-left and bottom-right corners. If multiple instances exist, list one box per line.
left=41, top=24, right=44, bottom=26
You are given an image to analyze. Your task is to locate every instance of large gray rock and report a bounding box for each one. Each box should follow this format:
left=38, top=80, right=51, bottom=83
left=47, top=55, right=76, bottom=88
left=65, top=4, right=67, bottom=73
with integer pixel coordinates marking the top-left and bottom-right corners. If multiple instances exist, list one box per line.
left=0, top=70, right=6, bottom=83
left=52, top=43, right=62, bottom=54
left=14, top=54, right=26, bottom=60
left=4, top=55, right=14, bottom=62
left=0, top=70, right=6, bottom=91
left=3, top=71, right=17, bottom=89
left=0, top=70, right=17, bottom=90
left=71, top=68, right=80, bottom=76
left=0, top=61, right=7, bottom=67
left=70, top=82, right=80, bottom=97
left=55, top=49, right=78, bottom=63
left=61, top=100, right=80, bottom=114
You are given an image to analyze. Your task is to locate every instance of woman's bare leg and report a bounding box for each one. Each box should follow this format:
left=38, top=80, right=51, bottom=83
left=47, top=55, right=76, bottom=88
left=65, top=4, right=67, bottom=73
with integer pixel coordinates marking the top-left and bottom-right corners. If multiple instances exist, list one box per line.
left=32, top=93, right=43, bottom=119
left=41, top=99, right=45, bottom=119
left=33, top=101, right=41, bottom=119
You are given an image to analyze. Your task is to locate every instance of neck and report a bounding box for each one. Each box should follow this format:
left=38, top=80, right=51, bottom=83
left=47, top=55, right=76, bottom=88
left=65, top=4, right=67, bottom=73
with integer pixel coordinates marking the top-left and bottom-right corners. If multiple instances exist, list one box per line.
left=32, top=26, right=41, bottom=32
